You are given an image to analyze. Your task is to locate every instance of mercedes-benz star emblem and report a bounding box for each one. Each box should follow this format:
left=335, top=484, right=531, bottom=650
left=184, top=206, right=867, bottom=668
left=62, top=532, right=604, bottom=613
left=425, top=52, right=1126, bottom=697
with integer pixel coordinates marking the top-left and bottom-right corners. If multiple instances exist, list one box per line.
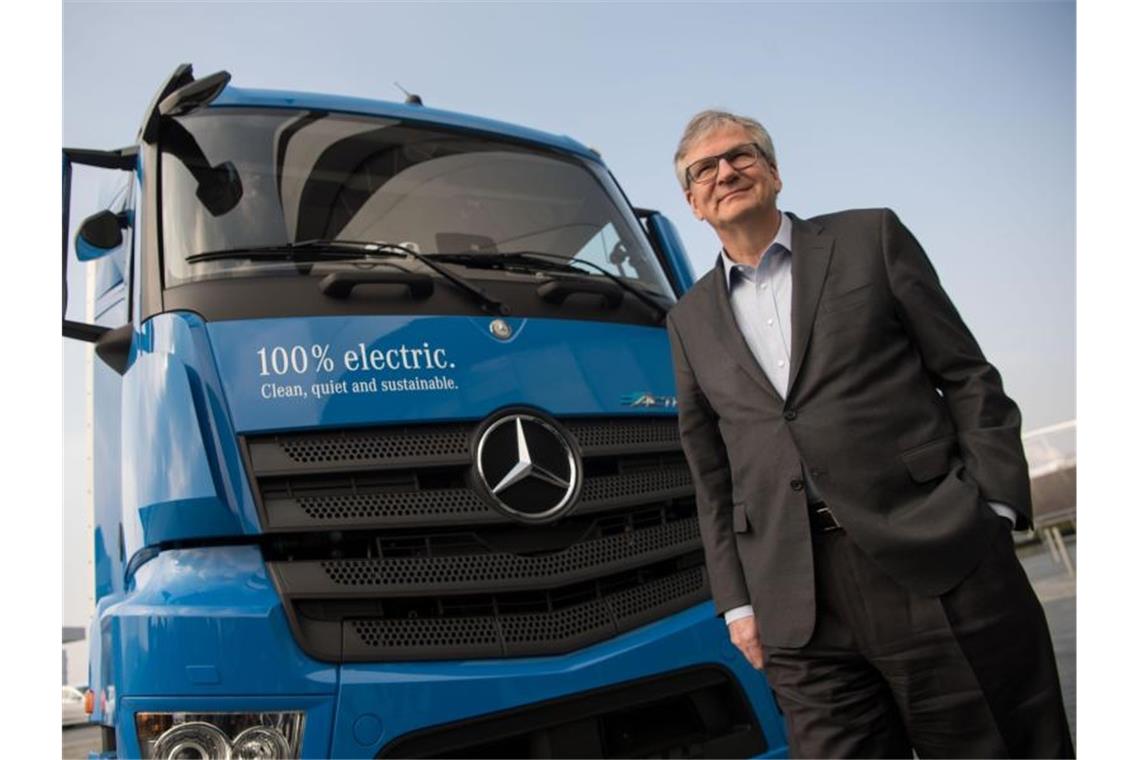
left=474, top=412, right=581, bottom=522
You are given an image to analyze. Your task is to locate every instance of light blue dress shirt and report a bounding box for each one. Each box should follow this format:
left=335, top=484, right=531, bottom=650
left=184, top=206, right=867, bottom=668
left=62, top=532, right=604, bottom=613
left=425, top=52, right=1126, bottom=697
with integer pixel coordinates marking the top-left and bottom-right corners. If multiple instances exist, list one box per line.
left=717, top=212, right=1016, bottom=626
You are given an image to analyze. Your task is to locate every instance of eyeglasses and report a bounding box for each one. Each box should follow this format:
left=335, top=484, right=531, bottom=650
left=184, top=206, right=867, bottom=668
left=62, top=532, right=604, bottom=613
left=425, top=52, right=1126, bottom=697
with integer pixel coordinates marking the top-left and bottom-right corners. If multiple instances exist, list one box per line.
left=684, top=143, right=768, bottom=186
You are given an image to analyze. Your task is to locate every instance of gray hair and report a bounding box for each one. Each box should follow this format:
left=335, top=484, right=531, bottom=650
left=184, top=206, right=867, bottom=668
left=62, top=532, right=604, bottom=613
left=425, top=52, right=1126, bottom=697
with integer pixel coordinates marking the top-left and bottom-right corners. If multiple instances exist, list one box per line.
left=673, top=110, right=777, bottom=188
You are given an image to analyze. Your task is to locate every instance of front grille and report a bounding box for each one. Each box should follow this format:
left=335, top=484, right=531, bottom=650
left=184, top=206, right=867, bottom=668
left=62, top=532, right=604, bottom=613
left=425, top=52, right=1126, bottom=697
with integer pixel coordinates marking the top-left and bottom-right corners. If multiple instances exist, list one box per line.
left=246, top=415, right=706, bottom=662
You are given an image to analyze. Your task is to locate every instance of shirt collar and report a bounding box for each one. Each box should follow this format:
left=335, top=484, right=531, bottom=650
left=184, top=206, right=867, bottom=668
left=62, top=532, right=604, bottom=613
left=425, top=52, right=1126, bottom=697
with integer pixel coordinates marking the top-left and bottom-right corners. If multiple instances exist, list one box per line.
left=720, top=211, right=792, bottom=289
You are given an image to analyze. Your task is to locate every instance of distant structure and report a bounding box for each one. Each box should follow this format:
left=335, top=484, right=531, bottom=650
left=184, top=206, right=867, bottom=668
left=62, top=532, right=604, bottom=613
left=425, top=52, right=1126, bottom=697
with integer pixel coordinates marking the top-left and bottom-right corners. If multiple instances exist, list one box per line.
left=1023, top=420, right=1076, bottom=576
left=63, top=627, right=85, bottom=685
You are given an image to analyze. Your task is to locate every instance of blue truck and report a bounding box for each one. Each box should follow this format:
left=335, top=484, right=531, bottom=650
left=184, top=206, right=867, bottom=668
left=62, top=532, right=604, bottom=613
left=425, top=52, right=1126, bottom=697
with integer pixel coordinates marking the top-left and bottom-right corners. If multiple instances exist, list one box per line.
left=63, top=64, right=788, bottom=759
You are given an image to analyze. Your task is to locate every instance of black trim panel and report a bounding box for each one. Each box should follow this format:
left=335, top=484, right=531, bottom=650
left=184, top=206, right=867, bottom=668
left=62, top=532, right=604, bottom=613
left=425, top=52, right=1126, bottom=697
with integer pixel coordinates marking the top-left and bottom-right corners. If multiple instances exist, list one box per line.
left=162, top=274, right=667, bottom=326
left=375, top=665, right=767, bottom=759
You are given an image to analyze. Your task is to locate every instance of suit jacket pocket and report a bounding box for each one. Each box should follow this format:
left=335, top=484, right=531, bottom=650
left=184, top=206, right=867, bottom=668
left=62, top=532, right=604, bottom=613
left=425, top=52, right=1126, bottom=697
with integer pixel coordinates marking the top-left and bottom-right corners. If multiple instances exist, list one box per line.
left=733, top=502, right=750, bottom=533
left=900, top=435, right=958, bottom=482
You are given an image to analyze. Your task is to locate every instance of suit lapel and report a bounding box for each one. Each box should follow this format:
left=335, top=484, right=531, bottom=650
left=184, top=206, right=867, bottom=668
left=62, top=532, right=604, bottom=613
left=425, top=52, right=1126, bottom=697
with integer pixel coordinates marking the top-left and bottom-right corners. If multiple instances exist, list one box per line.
left=707, top=256, right=782, bottom=400
left=787, top=215, right=835, bottom=395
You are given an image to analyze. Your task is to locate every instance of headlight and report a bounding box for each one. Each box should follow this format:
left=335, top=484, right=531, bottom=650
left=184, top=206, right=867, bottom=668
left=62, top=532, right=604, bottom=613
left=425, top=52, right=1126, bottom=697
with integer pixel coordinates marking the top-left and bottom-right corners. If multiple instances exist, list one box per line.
left=232, top=725, right=294, bottom=759
left=135, top=712, right=304, bottom=759
left=152, top=722, right=230, bottom=759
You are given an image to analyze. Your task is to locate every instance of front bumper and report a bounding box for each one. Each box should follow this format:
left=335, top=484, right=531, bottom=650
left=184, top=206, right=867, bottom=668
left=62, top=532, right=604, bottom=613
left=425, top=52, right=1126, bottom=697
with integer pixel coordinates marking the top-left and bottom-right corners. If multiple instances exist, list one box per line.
left=101, top=546, right=787, bottom=758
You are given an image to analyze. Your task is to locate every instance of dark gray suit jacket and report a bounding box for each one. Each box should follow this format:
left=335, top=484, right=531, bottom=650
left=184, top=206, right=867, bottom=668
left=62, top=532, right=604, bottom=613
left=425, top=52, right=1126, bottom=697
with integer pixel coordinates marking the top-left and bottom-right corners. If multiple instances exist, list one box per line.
left=666, top=208, right=1031, bottom=647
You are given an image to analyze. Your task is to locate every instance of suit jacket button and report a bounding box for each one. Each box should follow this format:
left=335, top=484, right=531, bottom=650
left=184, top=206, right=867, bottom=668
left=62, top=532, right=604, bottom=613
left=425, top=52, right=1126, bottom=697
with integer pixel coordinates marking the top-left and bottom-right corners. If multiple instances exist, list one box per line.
left=784, top=410, right=797, bottom=421
left=790, top=478, right=804, bottom=491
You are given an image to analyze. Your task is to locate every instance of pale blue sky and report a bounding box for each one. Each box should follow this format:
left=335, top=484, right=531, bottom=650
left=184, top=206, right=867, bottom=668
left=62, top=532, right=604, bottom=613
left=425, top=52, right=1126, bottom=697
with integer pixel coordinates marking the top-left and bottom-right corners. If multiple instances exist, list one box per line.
left=62, top=0, right=1076, bottom=623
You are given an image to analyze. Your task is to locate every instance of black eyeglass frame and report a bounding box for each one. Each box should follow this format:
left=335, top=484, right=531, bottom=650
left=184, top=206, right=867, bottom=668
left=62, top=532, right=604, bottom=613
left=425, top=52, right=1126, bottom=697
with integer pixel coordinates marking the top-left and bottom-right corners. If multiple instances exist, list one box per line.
left=684, top=142, right=772, bottom=187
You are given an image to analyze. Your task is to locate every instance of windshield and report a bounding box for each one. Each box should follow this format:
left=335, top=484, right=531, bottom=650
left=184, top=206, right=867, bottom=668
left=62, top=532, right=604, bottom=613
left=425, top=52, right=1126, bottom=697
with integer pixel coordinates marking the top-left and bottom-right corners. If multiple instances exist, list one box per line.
left=160, top=108, right=675, bottom=301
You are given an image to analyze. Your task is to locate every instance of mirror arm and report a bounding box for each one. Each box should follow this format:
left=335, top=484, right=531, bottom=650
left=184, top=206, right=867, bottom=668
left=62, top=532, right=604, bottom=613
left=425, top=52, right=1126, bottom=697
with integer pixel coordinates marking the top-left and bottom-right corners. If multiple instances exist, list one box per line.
left=63, top=322, right=135, bottom=377
left=140, top=64, right=195, bottom=144
left=63, top=320, right=110, bottom=342
left=62, top=147, right=138, bottom=172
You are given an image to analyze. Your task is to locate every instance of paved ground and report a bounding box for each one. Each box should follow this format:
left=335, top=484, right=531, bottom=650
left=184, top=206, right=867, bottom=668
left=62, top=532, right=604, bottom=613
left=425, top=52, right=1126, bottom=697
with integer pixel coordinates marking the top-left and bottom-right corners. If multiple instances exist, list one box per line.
left=1017, top=532, right=1077, bottom=741
left=61, top=535, right=1078, bottom=758
left=62, top=725, right=100, bottom=759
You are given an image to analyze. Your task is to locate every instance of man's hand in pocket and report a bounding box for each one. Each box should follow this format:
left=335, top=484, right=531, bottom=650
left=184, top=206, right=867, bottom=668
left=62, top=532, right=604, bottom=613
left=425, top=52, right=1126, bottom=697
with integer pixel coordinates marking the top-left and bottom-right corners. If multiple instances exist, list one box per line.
left=728, top=614, right=764, bottom=669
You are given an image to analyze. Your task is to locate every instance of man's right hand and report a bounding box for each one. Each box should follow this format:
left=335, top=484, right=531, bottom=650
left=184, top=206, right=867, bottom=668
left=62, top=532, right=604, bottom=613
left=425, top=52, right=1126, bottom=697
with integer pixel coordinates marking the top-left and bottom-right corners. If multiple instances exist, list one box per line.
left=728, top=614, right=764, bottom=669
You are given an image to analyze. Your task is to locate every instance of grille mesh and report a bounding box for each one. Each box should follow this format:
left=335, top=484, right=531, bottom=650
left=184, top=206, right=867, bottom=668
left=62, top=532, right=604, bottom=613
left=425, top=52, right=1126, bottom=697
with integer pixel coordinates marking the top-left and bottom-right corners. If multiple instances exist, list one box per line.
left=564, top=417, right=680, bottom=450
left=318, top=518, right=700, bottom=588
left=353, top=616, right=500, bottom=649
left=281, top=466, right=693, bottom=525
left=500, top=600, right=613, bottom=644
left=579, top=465, right=691, bottom=503
left=345, top=566, right=707, bottom=656
left=258, top=416, right=680, bottom=472
left=610, top=566, right=706, bottom=623
left=276, top=426, right=470, bottom=464
left=297, top=488, right=486, bottom=521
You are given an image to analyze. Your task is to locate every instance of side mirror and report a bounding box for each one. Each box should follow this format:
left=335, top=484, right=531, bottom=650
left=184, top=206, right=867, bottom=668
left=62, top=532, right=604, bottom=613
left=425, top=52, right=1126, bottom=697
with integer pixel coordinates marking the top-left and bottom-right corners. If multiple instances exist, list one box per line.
left=635, top=208, right=695, bottom=294
left=158, top=70, right=231, bottom=118
left=195, top=161, right=243, bottom=217
left=161, top=119, right=244, bottom=216
left=76, top=210, right=129, bottom=261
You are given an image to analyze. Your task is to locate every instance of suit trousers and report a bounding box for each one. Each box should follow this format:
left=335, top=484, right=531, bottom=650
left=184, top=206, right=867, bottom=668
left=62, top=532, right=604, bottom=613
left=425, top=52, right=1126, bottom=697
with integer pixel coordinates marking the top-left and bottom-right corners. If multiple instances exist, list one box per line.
left=762, top=525, right=1074, bottom=759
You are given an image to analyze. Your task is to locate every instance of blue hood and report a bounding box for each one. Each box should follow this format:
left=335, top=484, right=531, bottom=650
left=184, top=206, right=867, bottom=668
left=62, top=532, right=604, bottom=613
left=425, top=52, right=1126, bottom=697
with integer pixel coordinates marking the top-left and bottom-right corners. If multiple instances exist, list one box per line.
left=207, top=314, right=678, bottom=433
left=119, top=311, right=678, bottom=557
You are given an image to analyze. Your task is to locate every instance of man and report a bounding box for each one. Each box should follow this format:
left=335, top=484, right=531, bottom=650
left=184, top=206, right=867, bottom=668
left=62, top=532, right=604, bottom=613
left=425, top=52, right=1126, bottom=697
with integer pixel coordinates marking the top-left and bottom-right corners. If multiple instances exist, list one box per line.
left=666, top=110, right=1073, bottom=758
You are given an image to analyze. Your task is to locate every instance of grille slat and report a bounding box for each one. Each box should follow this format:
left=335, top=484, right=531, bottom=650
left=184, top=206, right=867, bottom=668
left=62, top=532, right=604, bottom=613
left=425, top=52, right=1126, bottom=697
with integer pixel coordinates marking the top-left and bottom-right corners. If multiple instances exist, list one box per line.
left=271, top=517, right=701, bottom=596
left=341, top=566, right=708, bottom=660
left=563, top=417, right=682, bottom=454
left=260, top=465, right=693, bottom=530
left=247, top=425, right=472, bottom=477
left=246, top=417, right=682, bottom=478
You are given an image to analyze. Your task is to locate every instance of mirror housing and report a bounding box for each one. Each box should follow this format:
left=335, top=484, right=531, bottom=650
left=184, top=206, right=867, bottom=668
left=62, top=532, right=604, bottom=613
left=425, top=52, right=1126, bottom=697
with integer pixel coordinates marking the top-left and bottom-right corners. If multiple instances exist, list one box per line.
left=635, top=208, right=695, bottom=294
left=141, top=64, right=230, bottom=144
left=158, top=70, right=231, bottom=117
left=75, top=210, right=129, bottom=261
left=195, top=161, right=243, bottom=216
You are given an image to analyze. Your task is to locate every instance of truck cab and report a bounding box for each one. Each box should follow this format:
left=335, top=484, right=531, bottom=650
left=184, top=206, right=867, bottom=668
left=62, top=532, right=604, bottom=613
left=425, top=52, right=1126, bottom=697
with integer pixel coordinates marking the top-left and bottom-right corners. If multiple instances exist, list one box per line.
left=64, top=65, right=788, bottom=759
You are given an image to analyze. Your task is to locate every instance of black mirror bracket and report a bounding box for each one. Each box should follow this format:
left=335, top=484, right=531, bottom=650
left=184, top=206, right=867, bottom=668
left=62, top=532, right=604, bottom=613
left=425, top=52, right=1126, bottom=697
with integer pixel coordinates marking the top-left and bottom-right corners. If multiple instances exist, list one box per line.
left=94, top=324, right=134, bottom=375
left=63, top=321, right=110, bottom=342
left=62, top=322, right=134, bottom=375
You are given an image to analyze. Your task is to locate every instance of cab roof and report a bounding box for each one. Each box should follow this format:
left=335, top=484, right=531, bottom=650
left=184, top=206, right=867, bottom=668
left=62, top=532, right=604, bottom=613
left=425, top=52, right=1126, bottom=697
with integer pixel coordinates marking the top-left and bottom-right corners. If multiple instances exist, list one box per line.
left=211, top=85, right=601, bottom=164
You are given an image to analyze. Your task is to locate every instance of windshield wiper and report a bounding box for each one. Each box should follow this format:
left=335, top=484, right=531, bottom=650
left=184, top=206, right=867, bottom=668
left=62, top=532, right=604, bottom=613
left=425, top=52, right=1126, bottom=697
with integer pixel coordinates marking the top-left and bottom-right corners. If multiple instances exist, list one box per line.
left=186, top=240, right=375, bottom=264
left=186, top=240, right=509, bottom=315
left=432, top=251, right=668, bottom=322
